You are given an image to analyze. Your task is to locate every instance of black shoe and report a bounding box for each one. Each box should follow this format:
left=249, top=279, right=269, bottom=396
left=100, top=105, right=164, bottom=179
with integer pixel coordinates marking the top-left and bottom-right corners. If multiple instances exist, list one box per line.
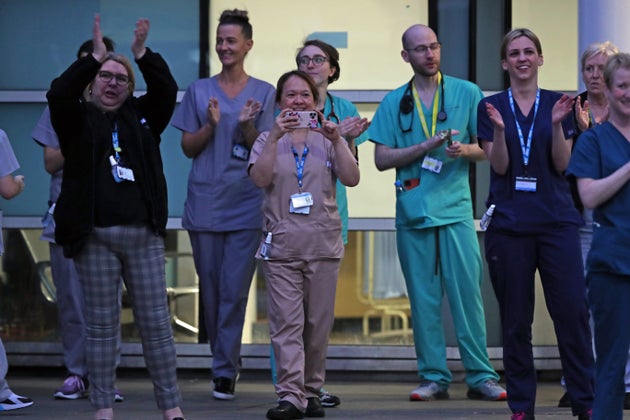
left=306, top=397, right=325, bottom=417
left=266, top=401, right=305, bottom=420
left=624, top=392, right=630, bottom=410
left=577, top=408, right=592, bottom=420
left=319, top=388, right=340, bottom=407
left=212, top=377, right=235, bottom=400
left=557, top=391, right=571, bottom=408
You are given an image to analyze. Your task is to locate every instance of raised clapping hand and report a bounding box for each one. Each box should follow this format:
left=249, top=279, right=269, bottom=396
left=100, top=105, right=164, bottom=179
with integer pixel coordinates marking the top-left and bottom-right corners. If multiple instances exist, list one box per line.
left=206, top=97, right=220, bottom=127
left=338, top=116, right=370, bottom=141
left=575, top=98, right=609, bottom=130
left=551, top=94, right=574, bottom=125
left=131, top=18, right=150, bottom=60
left=91, top=14, right=107, bottom=62
left=485, top=102, right=505, bottom=130
left=574, top=99, right=590, bottom=131
left=239, top=98, right=262, bottom=124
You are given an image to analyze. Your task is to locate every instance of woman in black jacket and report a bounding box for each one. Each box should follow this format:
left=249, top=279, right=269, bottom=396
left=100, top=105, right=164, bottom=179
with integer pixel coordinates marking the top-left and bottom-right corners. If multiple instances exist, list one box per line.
left=47, top=15, right=184, bottom=420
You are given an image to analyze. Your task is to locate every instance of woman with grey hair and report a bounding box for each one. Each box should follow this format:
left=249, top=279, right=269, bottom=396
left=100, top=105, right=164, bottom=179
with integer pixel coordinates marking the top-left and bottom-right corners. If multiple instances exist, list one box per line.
left=574, top=41, right=620, bottom=132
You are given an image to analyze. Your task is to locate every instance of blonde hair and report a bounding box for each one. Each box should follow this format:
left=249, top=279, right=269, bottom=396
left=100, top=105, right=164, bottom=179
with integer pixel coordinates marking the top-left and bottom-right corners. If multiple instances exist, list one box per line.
left=581, top=41, right=619, bottom=72
left=604, top=52, right=630, bottom=89
left=500, top=28, right=542, bottom=60
left=102, top=53, right=136, bottom=94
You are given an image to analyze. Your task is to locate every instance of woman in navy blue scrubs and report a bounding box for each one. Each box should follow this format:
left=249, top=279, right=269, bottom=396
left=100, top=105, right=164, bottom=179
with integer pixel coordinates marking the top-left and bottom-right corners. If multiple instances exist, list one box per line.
left=568, top=52, right=630, bottom=420
left=477, top=28, right=594, bottom=420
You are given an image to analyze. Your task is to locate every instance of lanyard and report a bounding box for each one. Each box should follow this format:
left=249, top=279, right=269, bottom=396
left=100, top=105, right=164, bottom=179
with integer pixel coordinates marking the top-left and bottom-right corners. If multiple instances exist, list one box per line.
left=112, top=123, right=122, bottom=162
left=508, top=88, right=540, bottom=167
left=291, top=145, right=309, bottom=190
left=412, top=72, right=441, bottom=139
left=588, top=108, right=596, bottom=127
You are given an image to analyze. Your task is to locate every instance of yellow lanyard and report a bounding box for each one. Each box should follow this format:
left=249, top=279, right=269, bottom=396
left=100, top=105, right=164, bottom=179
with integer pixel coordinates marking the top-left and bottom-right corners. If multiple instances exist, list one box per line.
left=411, top=72, right=442, bottom=139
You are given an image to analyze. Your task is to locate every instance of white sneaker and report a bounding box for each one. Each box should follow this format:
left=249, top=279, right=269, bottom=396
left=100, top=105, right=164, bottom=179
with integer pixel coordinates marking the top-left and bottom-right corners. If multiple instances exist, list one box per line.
left=0, top=392, right=34, bottom=411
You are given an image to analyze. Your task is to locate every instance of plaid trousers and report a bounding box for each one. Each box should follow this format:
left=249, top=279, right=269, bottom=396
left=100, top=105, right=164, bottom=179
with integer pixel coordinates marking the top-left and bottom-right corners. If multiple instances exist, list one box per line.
left=74, top=225, right=181, bottom=410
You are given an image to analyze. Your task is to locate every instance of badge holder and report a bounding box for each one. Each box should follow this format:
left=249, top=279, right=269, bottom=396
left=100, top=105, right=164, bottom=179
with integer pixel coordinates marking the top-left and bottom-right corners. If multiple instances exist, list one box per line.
left=515, top=176, right=537, bottom=192
left=289, top=192, right=313, bottom=215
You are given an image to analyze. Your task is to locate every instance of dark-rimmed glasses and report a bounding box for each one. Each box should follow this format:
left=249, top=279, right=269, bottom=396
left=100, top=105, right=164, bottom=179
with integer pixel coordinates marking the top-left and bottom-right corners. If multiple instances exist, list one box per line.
left=297, top=55, right=328, bottom=67
left=97, top=71, right=130, bottom=86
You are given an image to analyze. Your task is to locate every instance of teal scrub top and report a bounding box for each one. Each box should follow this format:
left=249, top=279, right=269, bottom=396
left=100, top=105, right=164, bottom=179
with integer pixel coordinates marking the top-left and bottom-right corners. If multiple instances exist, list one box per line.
left=324, top=94, right=368, bottom=244
left=369, top=75, right=483, bottom=230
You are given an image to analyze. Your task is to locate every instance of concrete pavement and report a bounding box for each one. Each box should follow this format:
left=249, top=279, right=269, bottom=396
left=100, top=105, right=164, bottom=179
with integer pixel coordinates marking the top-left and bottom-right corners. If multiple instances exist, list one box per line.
left=3, top=368, right=629, bottom=419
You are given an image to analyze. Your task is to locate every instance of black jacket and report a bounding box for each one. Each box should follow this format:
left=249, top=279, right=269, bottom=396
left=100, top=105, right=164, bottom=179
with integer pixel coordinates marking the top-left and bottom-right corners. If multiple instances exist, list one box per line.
left=47, top=48, right=178, bottom=257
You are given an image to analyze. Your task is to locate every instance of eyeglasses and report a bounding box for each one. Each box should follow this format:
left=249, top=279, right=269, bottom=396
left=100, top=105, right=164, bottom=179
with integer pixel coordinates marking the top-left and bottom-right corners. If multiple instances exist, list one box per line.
left=97, top=71, right=130, bottom=86
left=297, top=55, right=328, bottom=67
left=405, top=42, right=441, bottom=55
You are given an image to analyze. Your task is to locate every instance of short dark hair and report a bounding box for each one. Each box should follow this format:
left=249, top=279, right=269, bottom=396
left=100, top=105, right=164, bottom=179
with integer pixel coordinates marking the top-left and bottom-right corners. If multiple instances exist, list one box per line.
left=275, top=70, right=320, bottom=105
left=219, top=9, right=252, bottom=39
left=76, top=36, right=116, bottom=59
left=296, top=39, right=340, bottom=85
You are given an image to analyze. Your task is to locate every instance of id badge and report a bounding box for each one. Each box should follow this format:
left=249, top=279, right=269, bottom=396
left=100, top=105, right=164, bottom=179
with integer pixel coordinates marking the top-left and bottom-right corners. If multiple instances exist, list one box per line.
left=515, top=176, right=537, bottom=192
left=232, top=144, right=249, bottom=161
left=289, top=192, right=313, bottom=215
left=421, top=156, right=443, bottom=174
left=117, top=165, right=136, bottom=182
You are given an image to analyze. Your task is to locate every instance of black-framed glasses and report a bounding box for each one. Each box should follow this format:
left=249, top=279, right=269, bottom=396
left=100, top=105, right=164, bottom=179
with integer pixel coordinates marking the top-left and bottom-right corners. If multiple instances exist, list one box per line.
left=97, top=71, right=130, bottom=86
left=405, top=42, right=441, bottom=55
left=297, top=55, right=328, bottom=67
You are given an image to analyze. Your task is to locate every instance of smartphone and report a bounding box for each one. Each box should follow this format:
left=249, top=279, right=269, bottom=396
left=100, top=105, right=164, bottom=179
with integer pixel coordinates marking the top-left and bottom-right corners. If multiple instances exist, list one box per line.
left=438, top=129, right=452, bottom=146
left=288, top=111, right=318, bottom=128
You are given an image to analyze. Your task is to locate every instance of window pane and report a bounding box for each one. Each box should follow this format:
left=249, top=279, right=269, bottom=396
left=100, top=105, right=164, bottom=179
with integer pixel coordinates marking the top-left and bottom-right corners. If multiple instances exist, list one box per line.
left=476, top=0, right=507, bottom=91
left=0, top=0, right=198, bottom=90
left=437, top=0, right=470, bottom=80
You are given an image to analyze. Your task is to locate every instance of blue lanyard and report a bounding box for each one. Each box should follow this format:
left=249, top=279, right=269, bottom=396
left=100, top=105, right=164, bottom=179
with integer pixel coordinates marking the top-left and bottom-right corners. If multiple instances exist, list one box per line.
left=112, top=123, right=122, bottom=162
left=291, top=145, right=309, bottom=190
left=508, top=88, right=540, bottom=167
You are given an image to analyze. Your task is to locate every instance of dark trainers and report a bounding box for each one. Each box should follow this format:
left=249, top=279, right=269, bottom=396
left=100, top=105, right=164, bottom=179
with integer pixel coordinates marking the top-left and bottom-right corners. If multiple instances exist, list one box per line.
left=266, top=400, right=305, bottom=420
left=467, top=379, right=507, bottom=401
left=625, top=392, right=630, bottom=410
left=0, top=392, right=34, bottom=411
left=577, top=408, right=592, bottom=420
left=53, top=375, right=88, bottom=400
left=306, top=397, right=325, bottom=417
left=557, top=391, right=571, bottom=407
left=409, top=380, right=449, bottom=401
left=213, top=377, right=235, bottom=400
left=319, top=387, right=340, bottom=407
left=511, top=412, right=535, bottom=420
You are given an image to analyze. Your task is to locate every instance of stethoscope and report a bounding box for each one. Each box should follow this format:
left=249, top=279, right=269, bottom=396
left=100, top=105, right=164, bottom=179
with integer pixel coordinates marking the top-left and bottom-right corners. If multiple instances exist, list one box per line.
left=324, top=92, right=340, bottom=124
left=398, top=73, right=447, bottom=133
